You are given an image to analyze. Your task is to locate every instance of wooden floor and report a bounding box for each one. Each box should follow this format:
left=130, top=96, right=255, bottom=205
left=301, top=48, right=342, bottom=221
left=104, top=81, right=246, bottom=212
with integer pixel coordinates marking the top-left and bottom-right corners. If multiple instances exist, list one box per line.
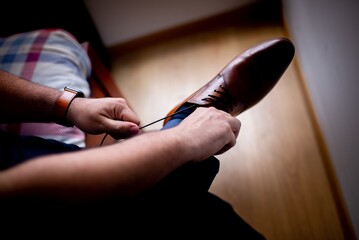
left=110, top=19, right=345, bottom=239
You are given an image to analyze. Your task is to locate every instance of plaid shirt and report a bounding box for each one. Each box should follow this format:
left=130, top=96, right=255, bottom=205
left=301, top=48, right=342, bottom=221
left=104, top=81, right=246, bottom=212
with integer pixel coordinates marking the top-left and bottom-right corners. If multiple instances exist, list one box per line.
left=0, top=29, right=92, bottom=147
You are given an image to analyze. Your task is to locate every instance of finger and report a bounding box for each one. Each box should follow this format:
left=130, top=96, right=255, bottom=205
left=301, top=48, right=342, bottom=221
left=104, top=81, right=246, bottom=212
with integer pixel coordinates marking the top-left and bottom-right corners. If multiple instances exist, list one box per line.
left=118, top=105, right=140, bottom=126
left=214, top=108, right=241, bottom=138
left=215, top=115, right=240, bottom=155
left=215, top=130, right=237, bottom=155
left=230, top=117, right=241, bottom=138
left=103, top=119, right=140, bottom=139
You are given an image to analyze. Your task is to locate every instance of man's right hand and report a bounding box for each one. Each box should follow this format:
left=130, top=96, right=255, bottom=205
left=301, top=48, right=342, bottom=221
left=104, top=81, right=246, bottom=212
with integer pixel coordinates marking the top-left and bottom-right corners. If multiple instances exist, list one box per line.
left=173, top=107, right=241, bottom=162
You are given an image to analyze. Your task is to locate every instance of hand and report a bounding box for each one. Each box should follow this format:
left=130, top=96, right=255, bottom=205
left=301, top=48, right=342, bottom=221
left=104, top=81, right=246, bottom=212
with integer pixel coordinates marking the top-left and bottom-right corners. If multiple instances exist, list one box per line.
left=67, top=97, right=140, bottom=139
left=173, top=107, right=241, bottom=162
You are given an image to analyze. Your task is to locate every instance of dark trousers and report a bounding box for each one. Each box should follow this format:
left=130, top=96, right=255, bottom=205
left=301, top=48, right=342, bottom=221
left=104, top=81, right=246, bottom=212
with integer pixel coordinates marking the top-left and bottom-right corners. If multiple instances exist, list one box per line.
left=0, top=131, right=265, bottom=239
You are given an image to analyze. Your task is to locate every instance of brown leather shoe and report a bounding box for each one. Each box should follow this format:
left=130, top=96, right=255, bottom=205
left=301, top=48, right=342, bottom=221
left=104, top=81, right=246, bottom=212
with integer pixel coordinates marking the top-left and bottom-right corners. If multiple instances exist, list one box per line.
left=163, top=37, right=295, bottom=125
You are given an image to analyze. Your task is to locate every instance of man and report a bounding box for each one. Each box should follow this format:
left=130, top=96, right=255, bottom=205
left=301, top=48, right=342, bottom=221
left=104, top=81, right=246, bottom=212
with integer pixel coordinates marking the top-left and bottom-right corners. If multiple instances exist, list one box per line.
left=0, top=36, right=294, bottom=238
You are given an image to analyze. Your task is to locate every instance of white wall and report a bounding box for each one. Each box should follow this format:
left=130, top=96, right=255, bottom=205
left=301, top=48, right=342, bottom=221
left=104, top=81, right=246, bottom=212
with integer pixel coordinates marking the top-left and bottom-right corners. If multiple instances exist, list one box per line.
left=83, top=0, right=255, bottom=47
left=282, top=0, right=359, bottom=237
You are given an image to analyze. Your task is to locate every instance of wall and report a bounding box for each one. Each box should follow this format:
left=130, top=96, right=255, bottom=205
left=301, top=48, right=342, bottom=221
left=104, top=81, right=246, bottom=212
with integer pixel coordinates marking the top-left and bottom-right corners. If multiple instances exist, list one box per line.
left=83, top=0, right=255, bottom=47
left=282, top=0, right=359, bottom=237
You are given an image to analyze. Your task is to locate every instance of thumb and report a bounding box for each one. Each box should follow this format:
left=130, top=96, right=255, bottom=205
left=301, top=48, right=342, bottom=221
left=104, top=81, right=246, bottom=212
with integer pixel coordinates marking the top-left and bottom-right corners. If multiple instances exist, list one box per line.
left=104, top=119, right=140, bottom=139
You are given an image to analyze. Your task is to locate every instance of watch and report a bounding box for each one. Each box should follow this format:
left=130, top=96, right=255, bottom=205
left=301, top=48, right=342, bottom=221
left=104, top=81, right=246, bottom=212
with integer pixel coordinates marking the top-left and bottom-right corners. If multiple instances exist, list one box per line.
left=54, top=87, right=85, bottom=127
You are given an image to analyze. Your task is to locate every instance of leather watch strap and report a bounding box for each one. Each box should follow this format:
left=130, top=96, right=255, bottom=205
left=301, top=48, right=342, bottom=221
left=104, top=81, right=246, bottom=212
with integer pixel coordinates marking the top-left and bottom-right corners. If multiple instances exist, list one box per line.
left=54, top=87, right=84, bottom=127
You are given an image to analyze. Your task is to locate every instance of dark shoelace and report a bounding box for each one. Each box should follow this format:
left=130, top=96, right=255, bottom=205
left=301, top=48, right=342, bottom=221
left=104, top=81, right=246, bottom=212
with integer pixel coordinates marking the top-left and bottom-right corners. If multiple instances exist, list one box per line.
left=99, top=104, right=197, bottom=146
left=201, top=83, right=234, bottom=113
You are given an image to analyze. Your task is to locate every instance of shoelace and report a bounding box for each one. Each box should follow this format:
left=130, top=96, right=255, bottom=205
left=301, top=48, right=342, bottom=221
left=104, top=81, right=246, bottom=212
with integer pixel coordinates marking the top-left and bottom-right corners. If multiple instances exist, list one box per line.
left=99, top=104, right=196, bottom=146
left=201, top=83, right=234, bottom=113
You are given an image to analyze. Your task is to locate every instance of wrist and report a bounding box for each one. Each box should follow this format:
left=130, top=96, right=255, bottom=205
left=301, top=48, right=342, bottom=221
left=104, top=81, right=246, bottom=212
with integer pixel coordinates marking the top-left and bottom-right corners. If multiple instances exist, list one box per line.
left=165, top=127, right=197, bottom=163
left=53, top=87, right=84, bottom=127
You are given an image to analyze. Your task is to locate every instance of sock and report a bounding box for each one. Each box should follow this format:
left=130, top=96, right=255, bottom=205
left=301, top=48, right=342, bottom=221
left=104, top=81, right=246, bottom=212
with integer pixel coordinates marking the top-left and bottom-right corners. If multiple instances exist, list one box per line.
left=162, top=103, right=196, bottom=130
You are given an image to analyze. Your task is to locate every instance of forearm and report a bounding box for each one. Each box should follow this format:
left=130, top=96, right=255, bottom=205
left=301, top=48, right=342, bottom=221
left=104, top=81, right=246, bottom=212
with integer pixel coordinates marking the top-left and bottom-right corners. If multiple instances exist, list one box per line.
left=0, top=107, right=241, bottom=203
left=0, top=129, right=190, bottom=202
left=0, top=69, right=61, bottom=123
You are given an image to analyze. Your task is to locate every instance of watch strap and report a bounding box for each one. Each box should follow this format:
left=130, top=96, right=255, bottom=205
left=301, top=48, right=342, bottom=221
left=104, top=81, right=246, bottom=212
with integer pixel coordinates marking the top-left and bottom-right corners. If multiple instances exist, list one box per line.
left=54, top=87, right=84, bottom=127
